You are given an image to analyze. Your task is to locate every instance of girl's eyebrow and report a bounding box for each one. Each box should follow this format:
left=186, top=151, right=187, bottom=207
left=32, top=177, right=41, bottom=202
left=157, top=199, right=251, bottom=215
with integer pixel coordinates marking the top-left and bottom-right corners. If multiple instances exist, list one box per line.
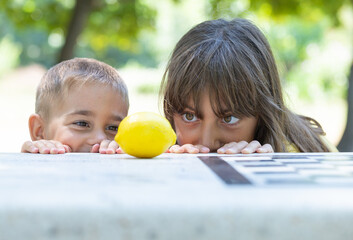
left=221, top=109, right=233, bottom=114
left=183, top=104, right=196, bottom=111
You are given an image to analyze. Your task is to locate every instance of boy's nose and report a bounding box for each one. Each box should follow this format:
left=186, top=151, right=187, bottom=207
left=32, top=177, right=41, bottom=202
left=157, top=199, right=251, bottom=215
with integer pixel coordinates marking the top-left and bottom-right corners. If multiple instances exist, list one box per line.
left=88, top=130, right=108, bottom=145
left=199, top=125, right=222, bottom=152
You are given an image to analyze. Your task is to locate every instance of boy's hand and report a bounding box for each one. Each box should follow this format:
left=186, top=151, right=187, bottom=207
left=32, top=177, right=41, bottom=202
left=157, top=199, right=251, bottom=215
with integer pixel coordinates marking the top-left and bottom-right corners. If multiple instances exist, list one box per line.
left=168, top=144, right=210, bottom=154
left=217, top=141, right=274, bottom=154
left=21, top=140, right=71, bottom=154
left=94, top=140, right=121, bottom=154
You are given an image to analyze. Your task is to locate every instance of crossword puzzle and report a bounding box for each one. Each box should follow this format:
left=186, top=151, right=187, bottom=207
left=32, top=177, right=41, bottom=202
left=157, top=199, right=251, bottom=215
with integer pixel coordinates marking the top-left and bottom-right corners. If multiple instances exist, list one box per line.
left=199, top=154, right=353, bottom=186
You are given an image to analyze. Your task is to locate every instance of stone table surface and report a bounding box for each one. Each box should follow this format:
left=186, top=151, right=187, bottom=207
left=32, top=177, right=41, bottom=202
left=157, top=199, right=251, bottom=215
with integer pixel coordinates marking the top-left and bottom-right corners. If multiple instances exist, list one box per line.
left=0, top=152, right=353, bottom=240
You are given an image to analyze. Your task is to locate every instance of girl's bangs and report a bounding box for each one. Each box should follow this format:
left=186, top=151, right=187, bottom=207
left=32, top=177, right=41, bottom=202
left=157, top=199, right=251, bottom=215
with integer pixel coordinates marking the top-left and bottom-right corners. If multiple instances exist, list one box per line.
left=208, top=69, right=257, bottom=119
left=166, top=39, right=258, bottom=119
left=168, top=59, right=258, bottom=119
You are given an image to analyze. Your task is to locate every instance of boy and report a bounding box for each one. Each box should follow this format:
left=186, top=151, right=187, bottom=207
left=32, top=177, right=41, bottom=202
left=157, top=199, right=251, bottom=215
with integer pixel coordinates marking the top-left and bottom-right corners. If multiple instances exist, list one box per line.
left=21, top=58, right=129, bottom=154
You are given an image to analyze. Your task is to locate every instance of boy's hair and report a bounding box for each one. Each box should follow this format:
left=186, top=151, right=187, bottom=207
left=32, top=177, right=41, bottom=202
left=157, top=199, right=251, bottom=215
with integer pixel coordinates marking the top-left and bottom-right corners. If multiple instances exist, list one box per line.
left=160, top=18, right=329, bottom=152
left=36, top=58, right=129, bottom=120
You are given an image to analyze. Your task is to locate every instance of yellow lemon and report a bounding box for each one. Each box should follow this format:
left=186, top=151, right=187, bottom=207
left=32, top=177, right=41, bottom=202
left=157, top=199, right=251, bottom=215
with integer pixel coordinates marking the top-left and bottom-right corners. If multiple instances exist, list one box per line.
left=115, top=112, right=176, bottom=158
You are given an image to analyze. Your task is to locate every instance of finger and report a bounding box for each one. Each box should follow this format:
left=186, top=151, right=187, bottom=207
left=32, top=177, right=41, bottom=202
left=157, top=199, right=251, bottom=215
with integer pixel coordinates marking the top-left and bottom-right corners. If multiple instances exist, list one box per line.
left=217, top=142, right=238, bottom=154
left=35, top=140, right=52, bottom=154
left=21, top=141, right=39, bottom=153
left=168, top=145, right=182, bottom=153
left=91, top=144, right=100, bottom=153
left=63, top=145, right=72, bottom=153
left=241, top=140, right=262, bottom=154
left=106, top=141, right=118, bottom=154
left=256, top=143, right=274, bottom=153
left=53, top=141, right=68, bottom=154
left=47, top=140, right=63, bottom=154
left=194, top=145, right=210, bottom=153
left=182, top=144, right=200, bottom=154
left=99, top=140, right=111, bottom=154
left=116, top=147, right=125, bottom=154
left=218, top=141, right=249, bottom=154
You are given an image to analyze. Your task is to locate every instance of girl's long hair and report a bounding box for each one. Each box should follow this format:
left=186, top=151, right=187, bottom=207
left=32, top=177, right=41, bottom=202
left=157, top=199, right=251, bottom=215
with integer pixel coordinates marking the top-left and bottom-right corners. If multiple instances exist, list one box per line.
left=160, top=18, right=330, bottom=152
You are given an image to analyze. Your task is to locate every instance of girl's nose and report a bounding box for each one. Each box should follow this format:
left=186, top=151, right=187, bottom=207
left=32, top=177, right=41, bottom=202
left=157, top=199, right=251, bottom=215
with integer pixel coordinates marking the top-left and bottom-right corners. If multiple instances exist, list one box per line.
left=199, top=125, right=222, bottom=152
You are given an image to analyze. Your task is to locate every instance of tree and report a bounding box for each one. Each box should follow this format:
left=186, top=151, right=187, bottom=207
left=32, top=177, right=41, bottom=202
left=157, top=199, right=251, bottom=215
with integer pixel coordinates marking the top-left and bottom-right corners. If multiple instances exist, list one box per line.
left=59, top=0, right=96, bottom=61
left=0, top=0, right=156, bottom=63
left=337, top=64, right=353, bottom=151
left=210, top=0, right=353, bottom=151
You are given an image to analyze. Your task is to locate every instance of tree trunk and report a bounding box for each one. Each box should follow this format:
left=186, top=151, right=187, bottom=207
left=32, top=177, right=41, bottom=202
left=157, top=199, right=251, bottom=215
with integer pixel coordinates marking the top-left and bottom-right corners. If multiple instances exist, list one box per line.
left=337, top=62, right=353, bottom=152
left=58, top=0, right=95, bottom=62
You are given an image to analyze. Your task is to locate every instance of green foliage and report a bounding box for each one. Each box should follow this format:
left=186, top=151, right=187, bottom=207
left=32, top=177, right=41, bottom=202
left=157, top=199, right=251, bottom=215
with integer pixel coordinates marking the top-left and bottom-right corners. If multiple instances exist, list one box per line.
left=0, top=0, right=157, bottom=67
left=137, top=82, right=160, bottom=94
left=0, top=0, right=351, bottom=102
left=86, top=0, right=156, bottom=52
left=0, top=0, right=71, bottom=31
left=0, top=36, right=21, bottom=77
left=208, top=0, right=349, bottom=24
left=266, top=17, right=329, bottom=71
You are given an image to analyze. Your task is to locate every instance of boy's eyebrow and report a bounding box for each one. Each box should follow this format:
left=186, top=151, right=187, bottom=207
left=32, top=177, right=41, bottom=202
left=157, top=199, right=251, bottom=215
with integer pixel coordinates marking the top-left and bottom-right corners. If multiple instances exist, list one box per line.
left=66, top=110, right=125, bottom=121
left=111, top=114, right=125, bottom=121
left=67, top=110, right=94, bottom=117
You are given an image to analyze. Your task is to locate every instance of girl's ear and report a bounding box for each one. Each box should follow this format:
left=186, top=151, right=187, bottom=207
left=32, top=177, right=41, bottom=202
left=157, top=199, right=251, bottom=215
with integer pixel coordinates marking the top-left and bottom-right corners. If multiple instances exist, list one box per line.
left=28, top=114, right=45, bottom=140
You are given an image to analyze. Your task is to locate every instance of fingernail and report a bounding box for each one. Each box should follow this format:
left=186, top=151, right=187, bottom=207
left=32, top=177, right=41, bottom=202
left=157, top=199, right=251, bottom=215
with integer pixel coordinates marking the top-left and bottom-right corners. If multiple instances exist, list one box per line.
left=31, top=147, right=39, bottom=152
left=43, top=148, right=50, bottom=154
left=201, top=147, right=209, bottom=152
left=106, top=149, right=114, bottom=154
left=242, top=148, right=251, bottom=154
left=50, top=148, right=58, bottom=154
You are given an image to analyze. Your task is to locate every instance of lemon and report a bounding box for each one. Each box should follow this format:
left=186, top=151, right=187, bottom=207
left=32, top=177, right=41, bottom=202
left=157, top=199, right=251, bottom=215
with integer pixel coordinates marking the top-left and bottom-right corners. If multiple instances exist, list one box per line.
left=115, top=112, right=176, bottom=158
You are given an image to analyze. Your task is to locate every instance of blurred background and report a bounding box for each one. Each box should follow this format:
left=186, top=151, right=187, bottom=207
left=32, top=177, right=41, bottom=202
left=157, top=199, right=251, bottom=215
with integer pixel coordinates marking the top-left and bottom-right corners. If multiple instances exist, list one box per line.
left=0, top=0, right=352, bottom=152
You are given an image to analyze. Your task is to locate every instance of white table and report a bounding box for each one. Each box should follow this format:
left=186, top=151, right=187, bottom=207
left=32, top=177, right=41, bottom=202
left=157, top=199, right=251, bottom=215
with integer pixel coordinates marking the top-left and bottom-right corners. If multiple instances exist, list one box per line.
left=0, top=152, right=353, bottom=240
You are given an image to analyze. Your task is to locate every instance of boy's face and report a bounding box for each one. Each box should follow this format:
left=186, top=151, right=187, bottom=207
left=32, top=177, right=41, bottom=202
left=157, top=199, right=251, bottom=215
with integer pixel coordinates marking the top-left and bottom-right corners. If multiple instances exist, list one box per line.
left=43, top=83, right=128, bottom=152
left=172, top=92, right=258, bottom=152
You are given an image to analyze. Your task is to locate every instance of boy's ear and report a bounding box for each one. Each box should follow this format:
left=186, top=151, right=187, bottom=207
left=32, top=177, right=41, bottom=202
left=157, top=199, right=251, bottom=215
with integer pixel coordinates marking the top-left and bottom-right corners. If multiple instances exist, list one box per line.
left=28, top=114, right=45, bottom=140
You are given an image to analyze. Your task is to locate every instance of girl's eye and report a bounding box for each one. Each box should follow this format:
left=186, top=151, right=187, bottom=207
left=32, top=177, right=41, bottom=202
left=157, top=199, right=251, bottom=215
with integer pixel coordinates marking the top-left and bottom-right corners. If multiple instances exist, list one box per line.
left=222, top=115, right=239, bottom=124
left=74, top=121, right=89, bottom=127
left=106, top=125, right=119, bottom=132
left=182, top=112, right=198, bottom=122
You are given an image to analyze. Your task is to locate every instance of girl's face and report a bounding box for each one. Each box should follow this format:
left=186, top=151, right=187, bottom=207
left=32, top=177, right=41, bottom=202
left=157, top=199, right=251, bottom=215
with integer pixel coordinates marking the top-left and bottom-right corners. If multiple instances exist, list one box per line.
left=172, top=92, right=258, bottom=152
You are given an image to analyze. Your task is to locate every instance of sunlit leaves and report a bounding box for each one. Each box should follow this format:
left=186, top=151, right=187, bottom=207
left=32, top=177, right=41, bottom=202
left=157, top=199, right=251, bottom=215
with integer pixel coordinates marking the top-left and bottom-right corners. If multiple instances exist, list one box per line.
left=0, top=0, right=156, bottom=55
left=209, top=0, right=349, bottom=24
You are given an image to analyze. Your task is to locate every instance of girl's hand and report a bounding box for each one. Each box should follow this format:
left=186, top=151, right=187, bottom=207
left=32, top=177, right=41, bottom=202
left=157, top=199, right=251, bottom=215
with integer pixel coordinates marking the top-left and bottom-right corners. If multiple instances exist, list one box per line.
left=217, top=141, right=274, bottom=154
left=21, top=140, right=71, bottom=154
left=94, top=140, right=120, bottom=154
left=168, top=144, right=210, bottom=154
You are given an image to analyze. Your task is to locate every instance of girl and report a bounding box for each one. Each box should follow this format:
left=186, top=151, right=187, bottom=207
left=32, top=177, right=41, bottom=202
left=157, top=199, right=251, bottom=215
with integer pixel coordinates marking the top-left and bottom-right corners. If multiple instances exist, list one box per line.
left=160, top=18, right=337, bottom=154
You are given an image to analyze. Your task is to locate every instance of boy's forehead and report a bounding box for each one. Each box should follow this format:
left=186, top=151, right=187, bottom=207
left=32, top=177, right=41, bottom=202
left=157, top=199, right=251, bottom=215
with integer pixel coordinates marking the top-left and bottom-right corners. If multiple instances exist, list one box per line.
left=51, top=82, right=127, bottom=111
left=65, top=81, right=127, bottom=99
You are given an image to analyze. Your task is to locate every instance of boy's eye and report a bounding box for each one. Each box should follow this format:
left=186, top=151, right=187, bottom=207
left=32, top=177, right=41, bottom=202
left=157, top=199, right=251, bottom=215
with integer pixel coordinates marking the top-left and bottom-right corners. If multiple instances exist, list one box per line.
left=106, top=125, right=119, bottom=132
left=74, top=121, right=89, bottom=127
left=182, top=112, right=198, bottom=122
left=222, top=115, right=239, bottom=124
